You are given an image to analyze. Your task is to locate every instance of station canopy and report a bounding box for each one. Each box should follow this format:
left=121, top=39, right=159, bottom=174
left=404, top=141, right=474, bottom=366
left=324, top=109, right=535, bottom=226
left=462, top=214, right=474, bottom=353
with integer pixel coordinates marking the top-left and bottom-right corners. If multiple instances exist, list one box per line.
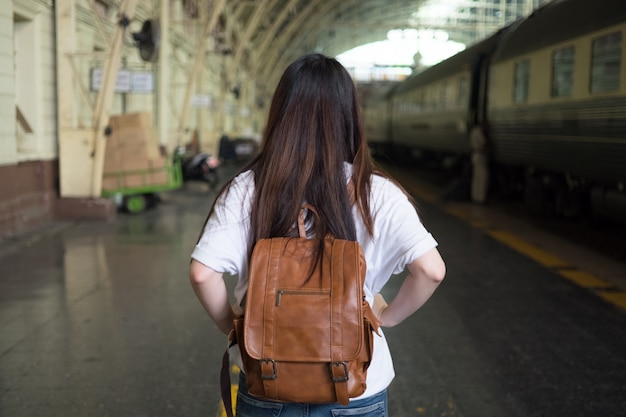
left=225, top=0, right=550, bottom=81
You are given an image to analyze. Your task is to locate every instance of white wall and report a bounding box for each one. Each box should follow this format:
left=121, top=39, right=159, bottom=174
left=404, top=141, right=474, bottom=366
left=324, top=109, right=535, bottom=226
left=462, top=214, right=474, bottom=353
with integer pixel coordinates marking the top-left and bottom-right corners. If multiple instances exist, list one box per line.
left=38, top=3, right=57, bottom=160
left=1, top=0, right=57, bottom=166
left=0, top=2, right=16, bottom=165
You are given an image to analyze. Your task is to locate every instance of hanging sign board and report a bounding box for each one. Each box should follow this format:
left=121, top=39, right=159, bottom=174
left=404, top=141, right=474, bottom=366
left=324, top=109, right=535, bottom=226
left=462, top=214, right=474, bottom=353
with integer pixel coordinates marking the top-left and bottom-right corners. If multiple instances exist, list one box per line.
left=90, top=68, right=154, bottom=93
left=90, top=68, right=131, bottom=92
left=131, top=72, right=154, bottom=93
left=191, top=94, right=212, bottom=108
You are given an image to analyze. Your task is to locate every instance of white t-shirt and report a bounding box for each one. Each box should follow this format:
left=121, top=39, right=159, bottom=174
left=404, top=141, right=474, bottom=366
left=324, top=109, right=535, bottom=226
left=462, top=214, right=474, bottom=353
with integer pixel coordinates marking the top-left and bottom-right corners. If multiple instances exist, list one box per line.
left=191, top=162, right=438, bottom=399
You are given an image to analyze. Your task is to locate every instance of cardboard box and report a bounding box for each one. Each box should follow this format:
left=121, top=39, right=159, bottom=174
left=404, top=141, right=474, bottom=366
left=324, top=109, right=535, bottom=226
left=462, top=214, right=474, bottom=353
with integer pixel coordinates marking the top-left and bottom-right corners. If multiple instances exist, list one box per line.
left=109, top=126, right=149, bottom=145
left=149, top=156, right=168, bottom=169
left=103, top=154, right=124, bottom=173
left=123, top=147, right=150, bottom=169
left=123, top=173, right=146, bottom=188
left=102, top=176, right=122, bottom=191
left=148, top=171, right=169, bottom=185
left=102, top=112, right=165, bottom=187
left=108, top=112, right=152, bottom=130
left=105, top=132, right=126, bottom=151
left=147, top=128, right=161, bottom=159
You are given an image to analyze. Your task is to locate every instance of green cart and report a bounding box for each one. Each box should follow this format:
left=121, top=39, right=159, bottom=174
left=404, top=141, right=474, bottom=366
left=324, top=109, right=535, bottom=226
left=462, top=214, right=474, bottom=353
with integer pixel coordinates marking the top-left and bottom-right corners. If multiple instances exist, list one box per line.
left=101, top=159, right=183, bottom=213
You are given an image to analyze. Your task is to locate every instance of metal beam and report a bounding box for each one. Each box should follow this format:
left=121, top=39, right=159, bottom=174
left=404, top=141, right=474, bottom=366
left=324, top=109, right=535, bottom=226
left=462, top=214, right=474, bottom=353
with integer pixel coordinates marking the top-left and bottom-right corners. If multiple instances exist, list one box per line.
left=266, top=0, right=354, bottom=86
left=249, top=0, right=301, bottom=77
left=158, top=0, right=169, bottom=151
left=225, top=0, right=274, bottom=79
left=258, top=0, right=331, bottom=85
left=90, top=0, right=140, bottom=197
left=176, top=0, right=227, bottom=141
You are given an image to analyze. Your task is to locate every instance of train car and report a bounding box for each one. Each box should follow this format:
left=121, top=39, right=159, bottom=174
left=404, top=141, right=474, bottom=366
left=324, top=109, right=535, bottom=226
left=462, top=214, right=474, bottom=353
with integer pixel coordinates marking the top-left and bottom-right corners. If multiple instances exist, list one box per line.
left=383, top=26, right=511, bottom=163
left=366, top=0, right=626, bottom=220
left=487, top=0, right=626, bottom=216
left=361, top=81, right=397, bottom=156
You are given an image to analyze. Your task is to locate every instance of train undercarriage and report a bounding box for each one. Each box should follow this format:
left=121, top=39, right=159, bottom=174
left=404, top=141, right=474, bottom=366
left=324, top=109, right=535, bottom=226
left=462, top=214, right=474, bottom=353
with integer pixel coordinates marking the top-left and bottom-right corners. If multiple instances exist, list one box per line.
left=376, top=144, right=626, bottom=227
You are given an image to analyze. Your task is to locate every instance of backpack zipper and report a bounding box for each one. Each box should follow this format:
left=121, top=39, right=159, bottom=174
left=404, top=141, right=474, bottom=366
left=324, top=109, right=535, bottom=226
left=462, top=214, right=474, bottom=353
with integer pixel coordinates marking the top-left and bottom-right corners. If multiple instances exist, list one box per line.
left=275, top=289, right=330, bottom=306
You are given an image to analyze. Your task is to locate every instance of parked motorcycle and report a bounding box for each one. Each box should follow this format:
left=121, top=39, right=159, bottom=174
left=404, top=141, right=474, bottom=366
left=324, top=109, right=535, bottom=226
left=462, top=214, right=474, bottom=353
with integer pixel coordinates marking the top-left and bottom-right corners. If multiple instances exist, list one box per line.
left=174, top=146, right=220, bottom=188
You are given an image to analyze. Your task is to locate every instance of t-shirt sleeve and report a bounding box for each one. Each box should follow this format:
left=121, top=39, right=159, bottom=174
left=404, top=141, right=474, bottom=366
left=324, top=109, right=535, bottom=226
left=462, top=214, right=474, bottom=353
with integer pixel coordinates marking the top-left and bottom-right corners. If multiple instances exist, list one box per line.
left=372, top=179, right=438, bottom=276
left=191, top=172, right=252, bottom=275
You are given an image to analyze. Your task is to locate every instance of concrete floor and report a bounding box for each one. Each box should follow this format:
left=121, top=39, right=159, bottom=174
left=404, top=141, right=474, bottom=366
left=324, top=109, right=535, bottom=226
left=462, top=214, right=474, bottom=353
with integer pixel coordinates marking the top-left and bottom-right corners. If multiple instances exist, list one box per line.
left=1, top=162, right=625, bottom=417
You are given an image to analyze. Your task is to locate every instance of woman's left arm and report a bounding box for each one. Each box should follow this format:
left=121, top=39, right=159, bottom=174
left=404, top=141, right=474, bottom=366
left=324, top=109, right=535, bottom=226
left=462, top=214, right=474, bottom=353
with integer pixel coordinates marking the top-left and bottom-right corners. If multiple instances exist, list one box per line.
left=189, top=259, right=235, bottom=335
left=378, top=247, right=445, bottom=327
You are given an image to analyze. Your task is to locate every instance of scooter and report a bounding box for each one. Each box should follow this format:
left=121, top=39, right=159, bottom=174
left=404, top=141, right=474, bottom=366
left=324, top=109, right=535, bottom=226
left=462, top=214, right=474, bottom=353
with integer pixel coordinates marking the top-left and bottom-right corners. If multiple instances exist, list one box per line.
left=174, top=146, right=221, bottom=188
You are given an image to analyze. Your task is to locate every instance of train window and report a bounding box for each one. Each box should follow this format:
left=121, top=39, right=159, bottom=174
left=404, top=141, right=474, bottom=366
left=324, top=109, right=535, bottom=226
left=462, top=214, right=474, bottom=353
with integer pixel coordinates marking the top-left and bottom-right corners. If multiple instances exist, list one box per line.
left=513, top=60, right=530, bottom=103
left=437, top=84, right=446, bottom=109
left=444, top=82, right=454, bottom=109
left=590, top=32, right=622, bottom=93
left=458, top=77, right=469, bottom=107
left=439, top=83, right=447, bottom=109
left=427, top=87, right=435, bottom=110
left=551, top=46, right=575, bottom=97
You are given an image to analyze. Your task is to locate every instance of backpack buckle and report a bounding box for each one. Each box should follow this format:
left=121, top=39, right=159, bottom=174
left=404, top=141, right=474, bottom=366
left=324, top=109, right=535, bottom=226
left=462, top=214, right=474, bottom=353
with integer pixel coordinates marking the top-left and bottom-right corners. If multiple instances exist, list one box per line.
left=260, top=358, right=277, bottom=380
left=330, top=361, right=349, bottom=382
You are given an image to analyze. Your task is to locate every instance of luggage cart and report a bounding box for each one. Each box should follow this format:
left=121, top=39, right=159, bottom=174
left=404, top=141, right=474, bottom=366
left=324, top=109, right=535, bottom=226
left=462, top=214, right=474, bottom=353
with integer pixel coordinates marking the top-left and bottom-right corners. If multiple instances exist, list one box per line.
left=101, top=159, right=183, bottom=213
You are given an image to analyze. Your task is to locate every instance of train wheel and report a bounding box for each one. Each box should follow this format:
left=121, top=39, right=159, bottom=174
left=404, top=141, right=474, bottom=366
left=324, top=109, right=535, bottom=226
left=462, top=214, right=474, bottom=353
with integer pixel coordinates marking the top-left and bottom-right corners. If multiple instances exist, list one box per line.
left=493, top=164, right=524, bottom=200
left=555, top=185, right=590, bottom=219
left=524, top=174, right=548, bottom=215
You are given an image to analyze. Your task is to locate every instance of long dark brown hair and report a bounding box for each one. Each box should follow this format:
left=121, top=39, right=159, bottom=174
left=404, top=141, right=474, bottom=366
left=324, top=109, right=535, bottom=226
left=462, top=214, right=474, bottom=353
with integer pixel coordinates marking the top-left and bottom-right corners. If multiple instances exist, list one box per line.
left=201, top=54, right=404, bottom=253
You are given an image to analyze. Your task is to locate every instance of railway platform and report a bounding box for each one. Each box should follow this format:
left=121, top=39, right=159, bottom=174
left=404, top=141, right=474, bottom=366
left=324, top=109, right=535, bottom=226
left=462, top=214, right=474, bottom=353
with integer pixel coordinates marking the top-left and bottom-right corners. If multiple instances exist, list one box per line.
left=1, top=162, right=625, bottom=417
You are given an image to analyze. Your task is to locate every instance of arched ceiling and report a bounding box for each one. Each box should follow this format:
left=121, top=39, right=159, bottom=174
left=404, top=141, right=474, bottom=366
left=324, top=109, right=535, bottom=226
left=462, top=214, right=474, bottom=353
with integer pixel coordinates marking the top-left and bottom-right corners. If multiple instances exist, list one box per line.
left=243, top=0, right=427, bottom=55
left=217, top=0, right=548, bottom=89
left=232, top=0, right=439, bottom=81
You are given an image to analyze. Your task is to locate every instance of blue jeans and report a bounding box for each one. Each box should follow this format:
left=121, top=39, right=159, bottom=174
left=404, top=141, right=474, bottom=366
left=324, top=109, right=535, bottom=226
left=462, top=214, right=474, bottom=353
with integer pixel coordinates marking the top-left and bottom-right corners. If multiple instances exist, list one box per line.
left=235, top=373, right=388, bottom=417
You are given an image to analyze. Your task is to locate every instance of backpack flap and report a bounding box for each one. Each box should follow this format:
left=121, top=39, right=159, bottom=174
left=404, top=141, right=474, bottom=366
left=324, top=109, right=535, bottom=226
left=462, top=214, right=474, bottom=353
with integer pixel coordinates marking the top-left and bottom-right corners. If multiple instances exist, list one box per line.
left=244, top=237, right=366, bottom=363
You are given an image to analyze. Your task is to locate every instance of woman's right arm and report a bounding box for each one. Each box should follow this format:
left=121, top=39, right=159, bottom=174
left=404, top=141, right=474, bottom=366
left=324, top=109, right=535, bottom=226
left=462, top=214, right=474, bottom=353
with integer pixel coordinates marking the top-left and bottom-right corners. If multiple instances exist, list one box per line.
left=189, top=259, right=235, bottom=335
left=379, top=247, right=446, bottom=328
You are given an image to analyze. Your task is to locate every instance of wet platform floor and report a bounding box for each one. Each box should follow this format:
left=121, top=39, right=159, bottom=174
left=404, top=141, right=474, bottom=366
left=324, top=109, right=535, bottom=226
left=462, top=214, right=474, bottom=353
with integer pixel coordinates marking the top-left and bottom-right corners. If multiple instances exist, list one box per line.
left=1, top=162, right=625, bottom=417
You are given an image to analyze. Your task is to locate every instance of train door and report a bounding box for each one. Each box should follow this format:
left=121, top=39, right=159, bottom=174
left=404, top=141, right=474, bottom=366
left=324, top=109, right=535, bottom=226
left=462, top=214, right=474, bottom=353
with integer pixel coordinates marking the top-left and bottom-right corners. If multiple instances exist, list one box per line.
left=468, top=53, right=490, bottom=127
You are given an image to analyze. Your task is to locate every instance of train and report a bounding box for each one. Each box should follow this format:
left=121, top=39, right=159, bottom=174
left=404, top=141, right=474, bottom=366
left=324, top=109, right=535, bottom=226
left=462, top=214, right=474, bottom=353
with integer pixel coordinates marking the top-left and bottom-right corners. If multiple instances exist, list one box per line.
left=363, top=0, right=626, bottom=221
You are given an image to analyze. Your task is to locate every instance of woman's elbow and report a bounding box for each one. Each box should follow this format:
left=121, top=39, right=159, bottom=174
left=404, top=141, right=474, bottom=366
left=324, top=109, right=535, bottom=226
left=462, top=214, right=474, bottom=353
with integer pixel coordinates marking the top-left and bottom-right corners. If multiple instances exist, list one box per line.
left=430, top=260, right=446, bottom=283
left=189, top=259, right=211, bottom=286
left=413, top=249, right=446, bottom=283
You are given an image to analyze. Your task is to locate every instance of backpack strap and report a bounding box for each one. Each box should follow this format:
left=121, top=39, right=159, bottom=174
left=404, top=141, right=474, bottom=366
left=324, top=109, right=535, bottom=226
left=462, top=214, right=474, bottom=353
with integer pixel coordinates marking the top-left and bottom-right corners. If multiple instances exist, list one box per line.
left=329, top=239, right=350, bottom=405
left=259, top=239, right=284, bottom=400
left=220, top=331, right=237, bottom=417
left=297, top=204, right=319, bottom=238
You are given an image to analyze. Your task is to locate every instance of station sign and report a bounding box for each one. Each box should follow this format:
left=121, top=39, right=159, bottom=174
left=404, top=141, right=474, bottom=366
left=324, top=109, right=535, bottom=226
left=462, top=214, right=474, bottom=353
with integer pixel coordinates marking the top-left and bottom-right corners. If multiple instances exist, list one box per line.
left=191, top=94, right=212, bottom=108
left=90, top=68, right=154, bottom=93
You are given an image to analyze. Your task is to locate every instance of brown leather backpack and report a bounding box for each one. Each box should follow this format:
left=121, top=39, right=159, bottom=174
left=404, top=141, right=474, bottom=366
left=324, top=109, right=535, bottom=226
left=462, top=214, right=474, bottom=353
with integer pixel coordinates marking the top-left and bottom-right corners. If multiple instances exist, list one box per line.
left=221, top=206, right=380, bottom=415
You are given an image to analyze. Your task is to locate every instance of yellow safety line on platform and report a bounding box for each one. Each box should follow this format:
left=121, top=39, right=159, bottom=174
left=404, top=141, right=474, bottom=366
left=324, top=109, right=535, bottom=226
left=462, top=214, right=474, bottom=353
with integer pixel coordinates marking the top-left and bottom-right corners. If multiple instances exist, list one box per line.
left=485, top=229, right=571, bottom=269
left=557, top=270, right=613, bottom=289
left=218, top=365, right=240, bottom=417
left=444, top=206, right=472, bottom=220
left=596, top=291, right=626, bottom=311
left=482, top=223, right=624, bottom=311
left=219, top=385, right=238, bottom=417
left=438, top=205, right=626, bottom=312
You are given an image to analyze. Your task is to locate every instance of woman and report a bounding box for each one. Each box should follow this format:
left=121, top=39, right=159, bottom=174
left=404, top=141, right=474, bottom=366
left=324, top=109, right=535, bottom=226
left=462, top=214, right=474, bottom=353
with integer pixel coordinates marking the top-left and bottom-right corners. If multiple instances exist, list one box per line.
left=189, top=54, right=446, bottom=417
